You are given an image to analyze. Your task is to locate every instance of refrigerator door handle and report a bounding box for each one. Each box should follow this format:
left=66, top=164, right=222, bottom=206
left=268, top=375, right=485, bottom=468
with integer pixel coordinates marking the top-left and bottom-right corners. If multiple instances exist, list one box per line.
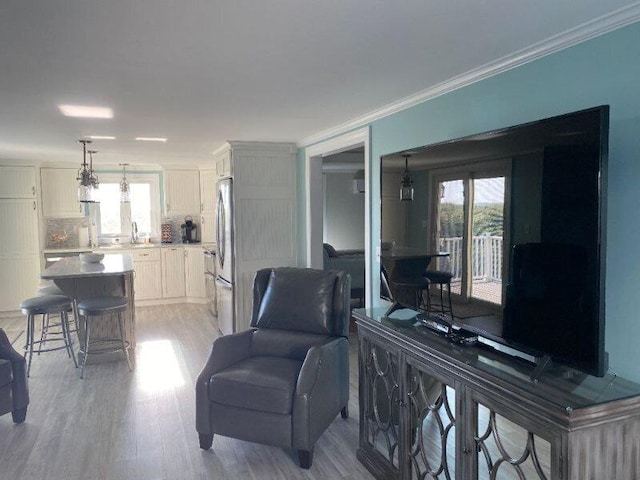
left=216, top=189, right=225, bottom=271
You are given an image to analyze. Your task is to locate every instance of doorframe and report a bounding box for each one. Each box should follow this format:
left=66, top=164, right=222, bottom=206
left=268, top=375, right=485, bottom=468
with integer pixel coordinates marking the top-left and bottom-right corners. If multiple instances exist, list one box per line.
left=304, top=127, right=372, bottom=306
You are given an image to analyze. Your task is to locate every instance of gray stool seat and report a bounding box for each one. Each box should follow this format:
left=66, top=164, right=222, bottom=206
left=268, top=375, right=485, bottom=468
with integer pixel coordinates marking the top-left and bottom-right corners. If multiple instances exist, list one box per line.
left=37, top=284, right=66, bottom=297
left=424, top=270, right=454, bottom=284
left=20, top=294, right=76, bottom=376
left=20, top=295, right=71, bottom=315
left=77, top=296, right=132, bottom=379
left=77, top=297, right=128, bottom=316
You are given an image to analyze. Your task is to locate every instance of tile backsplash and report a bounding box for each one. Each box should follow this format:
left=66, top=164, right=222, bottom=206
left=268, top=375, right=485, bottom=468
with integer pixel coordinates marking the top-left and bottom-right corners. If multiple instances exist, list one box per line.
left=46, top=218, right=90, bottom=248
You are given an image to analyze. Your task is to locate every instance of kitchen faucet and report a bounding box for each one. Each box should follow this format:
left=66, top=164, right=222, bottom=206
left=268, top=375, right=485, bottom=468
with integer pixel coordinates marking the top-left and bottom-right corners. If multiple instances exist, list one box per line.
left=131, top=221, right=138, bottom=244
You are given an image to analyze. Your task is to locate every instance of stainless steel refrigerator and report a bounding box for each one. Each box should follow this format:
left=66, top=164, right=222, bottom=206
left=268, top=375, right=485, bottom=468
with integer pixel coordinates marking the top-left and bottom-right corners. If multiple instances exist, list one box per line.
left=215, top=178, right=234, bottom=335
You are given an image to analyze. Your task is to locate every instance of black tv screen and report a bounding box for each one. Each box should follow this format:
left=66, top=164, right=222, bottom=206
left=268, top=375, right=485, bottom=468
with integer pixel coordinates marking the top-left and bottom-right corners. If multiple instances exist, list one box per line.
left=380, top=106, right=608, bottom=376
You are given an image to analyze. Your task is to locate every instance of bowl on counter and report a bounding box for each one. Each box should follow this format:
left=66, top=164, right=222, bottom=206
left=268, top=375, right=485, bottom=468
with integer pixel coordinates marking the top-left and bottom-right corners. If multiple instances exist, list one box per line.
left=80, top=252, right=105, bottom=263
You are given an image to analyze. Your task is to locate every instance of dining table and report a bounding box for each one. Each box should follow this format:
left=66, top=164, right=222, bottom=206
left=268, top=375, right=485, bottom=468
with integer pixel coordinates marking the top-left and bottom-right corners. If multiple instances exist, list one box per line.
left=40, top=253, right=136, bottom=363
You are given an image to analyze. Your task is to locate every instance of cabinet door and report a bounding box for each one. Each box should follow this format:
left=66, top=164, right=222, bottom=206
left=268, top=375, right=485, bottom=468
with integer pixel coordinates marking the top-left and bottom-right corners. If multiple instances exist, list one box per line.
left=0, top=166, right=37, bottom=198
left=200, top=213, right=215, bottom=244
left=41, top=168, right=84, bottom=217
left=185, top=248, right=206, bottom=298
left=0, top=255, right=40, bottom=311
left=359, top=332, right=403, bottom=475
left=161, top=247, right=186, bottom=298
left=164, top=170, right=200, bottom=215
left=199, top=169, right=216, bottom=213
left=0, top=199, right=39, bottom=255
left=134, top=261, right=162, bottom=300
left=215, top=150, right=232, bottom=178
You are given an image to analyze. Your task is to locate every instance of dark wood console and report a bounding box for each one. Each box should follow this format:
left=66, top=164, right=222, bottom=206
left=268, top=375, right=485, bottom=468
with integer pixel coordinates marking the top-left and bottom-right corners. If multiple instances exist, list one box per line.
left=353, top=308, right=640, bottom=480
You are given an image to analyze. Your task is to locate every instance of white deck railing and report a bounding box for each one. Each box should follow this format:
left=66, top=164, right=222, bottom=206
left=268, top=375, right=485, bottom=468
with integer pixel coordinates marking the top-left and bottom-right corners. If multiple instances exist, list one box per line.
left=438, top=236, right=503, bottom=282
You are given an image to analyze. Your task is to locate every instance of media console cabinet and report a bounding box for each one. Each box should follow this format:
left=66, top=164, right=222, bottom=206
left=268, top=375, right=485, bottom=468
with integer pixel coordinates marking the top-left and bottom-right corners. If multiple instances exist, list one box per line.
left=353, top=308, right=640, bottom=480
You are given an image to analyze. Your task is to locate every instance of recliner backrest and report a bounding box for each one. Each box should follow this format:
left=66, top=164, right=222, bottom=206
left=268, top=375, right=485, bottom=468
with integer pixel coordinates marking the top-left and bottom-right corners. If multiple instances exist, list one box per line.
left=251, top=267, right=350, bottom=337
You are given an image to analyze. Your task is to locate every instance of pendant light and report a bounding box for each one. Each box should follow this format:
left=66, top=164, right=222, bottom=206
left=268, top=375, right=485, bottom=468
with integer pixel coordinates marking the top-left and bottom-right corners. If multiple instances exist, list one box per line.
left=119, top=163, right=130, bottom=203
left=400, top=154, right=414, bottom=202
left=87, top=149, right=100, bottom=202
left=77, top=140, right=99, bottom=203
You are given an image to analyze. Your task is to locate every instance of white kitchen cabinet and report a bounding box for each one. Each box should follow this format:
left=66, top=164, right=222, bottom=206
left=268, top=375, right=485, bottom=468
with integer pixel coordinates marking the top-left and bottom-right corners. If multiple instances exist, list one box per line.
left=185, top=247, right=206, bottom=298
left=199, top=168, right=217, bottom=243
left=40, top=167, right=84, bottom=217
left=199, top=168, right=217, bottom=213
left=164, top=169, right=200, bottom=216
left=131, top=248, right=162, bottom=300
left=214, top=149, right=232, bottom=179
left=161, top=246, right=186, bottom=298
left=0, top=166, right=37, bottom=198
left=0, top=165, right=40, bottom=311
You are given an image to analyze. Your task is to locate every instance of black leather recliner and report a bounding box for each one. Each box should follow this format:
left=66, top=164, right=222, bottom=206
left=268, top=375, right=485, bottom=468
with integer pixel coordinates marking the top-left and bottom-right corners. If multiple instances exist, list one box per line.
left=196, top=267, right=350, bottom=469
left=0, top=328, right=29, bottom=423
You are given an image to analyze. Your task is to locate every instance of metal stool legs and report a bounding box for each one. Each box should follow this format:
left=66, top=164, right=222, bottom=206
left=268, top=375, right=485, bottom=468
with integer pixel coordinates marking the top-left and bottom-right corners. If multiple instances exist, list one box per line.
left=117, top=311, right=133, bottom=373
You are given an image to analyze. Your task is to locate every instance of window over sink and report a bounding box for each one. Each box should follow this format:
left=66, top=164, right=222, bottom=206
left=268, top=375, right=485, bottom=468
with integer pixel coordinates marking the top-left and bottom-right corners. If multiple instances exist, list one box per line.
left=94, top=172, right=161, bottom=239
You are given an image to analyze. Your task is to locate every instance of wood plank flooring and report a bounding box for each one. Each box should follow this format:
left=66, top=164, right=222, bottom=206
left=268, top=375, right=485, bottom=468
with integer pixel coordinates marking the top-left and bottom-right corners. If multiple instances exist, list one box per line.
left=0, top=304, right=373, bottom=480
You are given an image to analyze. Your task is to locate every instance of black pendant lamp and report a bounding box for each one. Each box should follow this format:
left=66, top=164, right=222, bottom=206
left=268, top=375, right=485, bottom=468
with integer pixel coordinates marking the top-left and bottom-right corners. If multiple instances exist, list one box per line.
left=400, top=154, right=414, bottom=202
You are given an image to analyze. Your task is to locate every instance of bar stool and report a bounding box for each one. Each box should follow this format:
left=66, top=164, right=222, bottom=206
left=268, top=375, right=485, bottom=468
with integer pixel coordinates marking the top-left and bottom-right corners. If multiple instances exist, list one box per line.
left=424, top=270, right=454, bottom=318
left=20, top=294, right=77, bottom=377
left=77, top=296, right=132, bottom=379
left=35, top=284, right=77, bottom=352
left=391, top=276, right=431, bottom=310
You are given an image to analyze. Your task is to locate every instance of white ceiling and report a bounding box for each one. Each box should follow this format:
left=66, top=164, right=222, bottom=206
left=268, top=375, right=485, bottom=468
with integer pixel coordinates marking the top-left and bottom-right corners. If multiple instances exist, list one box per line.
left=1, top=1, right=637, bottom=166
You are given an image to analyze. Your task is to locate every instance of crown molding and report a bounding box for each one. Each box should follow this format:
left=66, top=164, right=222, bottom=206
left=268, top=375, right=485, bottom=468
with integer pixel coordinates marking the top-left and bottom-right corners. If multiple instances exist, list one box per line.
left=298, top=3, right=640, bottom=148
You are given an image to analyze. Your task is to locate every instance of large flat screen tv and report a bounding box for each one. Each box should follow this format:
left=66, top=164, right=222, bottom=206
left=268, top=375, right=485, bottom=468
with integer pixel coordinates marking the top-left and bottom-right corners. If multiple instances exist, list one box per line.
left=380, top=106, right=608, bottom=376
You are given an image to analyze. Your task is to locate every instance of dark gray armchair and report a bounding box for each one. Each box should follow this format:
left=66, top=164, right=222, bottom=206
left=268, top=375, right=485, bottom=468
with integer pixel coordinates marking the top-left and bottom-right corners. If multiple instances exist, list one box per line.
left=196, top=267, right=350, bottom=468
left=0, top=328, right=29, bottom=423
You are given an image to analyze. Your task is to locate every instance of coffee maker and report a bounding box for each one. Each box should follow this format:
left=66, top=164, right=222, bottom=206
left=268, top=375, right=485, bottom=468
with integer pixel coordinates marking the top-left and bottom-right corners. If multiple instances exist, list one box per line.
left=181, top=216, right=199, bottom=243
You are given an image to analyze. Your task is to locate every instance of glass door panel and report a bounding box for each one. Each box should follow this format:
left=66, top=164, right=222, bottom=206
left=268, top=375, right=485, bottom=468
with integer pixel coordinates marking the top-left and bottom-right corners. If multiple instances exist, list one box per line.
left=435, top=179, right=464, bottom=296
left=471, top=177, right=505, bottom=305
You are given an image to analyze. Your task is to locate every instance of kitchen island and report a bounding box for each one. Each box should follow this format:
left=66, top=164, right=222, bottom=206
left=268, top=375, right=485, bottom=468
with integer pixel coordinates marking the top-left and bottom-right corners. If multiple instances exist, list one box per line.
left=41, top=253, right=136, bottom=363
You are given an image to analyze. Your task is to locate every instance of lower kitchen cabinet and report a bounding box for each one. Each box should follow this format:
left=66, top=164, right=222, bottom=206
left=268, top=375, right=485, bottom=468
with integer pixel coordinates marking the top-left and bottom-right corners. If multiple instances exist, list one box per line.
left=162, top=247, right=186, bottom=298
left=185, top=247, right=206, bottom=298
left=131, top=249, right=162, bottom=300
left=0, top=255, right=40, bottom=311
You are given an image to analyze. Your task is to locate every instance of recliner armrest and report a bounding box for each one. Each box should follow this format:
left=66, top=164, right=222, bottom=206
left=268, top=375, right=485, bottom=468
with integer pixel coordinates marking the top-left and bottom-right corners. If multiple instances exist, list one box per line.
left=195, top=329, right=254, bottom=434
left=293, top=336, right=349, bottom=450
left=0, top=329, right=29, bottom=411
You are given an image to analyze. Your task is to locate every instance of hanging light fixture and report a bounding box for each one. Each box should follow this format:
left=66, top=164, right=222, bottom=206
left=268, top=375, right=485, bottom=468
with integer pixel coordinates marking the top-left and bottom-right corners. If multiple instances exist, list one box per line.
left=119, top=163, right=131, bottom=203
left=77, top=140, right=99, bottom=203
left=400, top=154, right=414, bottom=201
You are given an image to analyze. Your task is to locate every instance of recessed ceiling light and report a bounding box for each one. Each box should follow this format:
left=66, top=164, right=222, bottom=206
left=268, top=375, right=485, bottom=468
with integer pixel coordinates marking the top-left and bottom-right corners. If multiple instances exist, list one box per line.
left=135, top=137, right=167, bottom=142
left=88, top=135, right=116, bottom=140
left=58, top=104, right=114, bottom=119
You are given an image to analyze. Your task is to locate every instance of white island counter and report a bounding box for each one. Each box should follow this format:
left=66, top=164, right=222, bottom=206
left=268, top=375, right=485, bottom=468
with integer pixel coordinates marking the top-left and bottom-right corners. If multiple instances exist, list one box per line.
left=41, top=253, right=136, bottom=362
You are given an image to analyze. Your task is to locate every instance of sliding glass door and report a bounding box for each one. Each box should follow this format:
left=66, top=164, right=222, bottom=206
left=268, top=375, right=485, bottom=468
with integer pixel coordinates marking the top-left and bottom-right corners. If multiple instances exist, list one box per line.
left=432, top=164, right=508, bottom=307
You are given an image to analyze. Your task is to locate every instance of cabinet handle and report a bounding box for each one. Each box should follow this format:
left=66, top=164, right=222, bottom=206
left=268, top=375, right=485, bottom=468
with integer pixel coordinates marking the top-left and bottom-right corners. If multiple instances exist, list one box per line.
left=32, top=186, right=36, bottom=196
left=201, top=216, right=205, bottom=224
left=33, top=201, right=36, bottom=210
left=201, top=202, right=204, bottom=212
left=166, top=203, right=170, bottom=212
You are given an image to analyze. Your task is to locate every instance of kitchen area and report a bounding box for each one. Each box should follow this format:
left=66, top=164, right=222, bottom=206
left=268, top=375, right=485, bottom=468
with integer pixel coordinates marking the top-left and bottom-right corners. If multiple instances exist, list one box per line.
left=0, top=141, right=298, bottom=338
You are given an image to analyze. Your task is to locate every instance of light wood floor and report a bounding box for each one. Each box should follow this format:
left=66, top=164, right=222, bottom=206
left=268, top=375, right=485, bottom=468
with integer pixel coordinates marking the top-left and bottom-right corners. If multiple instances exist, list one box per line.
left=0, top=304, right=374, bottom=480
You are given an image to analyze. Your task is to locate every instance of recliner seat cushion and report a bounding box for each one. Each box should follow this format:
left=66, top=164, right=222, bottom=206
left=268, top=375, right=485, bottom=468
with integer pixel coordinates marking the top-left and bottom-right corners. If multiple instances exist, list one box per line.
left=0, top=359, right=12, bottom=387
left=209, top=356, right=303, bottom=415
left=255, top=268, right=337, bottom=335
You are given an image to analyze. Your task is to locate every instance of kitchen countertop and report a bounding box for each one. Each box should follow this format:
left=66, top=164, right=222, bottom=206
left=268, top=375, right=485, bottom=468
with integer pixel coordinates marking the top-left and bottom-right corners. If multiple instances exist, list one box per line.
left=43, top=243, right=209, bottom=254
left=41, top=253, right=134, bottom=279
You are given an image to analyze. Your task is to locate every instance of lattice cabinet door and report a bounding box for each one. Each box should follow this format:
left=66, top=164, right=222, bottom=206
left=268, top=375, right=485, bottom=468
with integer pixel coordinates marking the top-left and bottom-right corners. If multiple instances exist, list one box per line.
left=468, top=389, right=562, bottom=480
left=404, top=356, right=460, bottom=480
left=359, top=333, right=403, bottom=478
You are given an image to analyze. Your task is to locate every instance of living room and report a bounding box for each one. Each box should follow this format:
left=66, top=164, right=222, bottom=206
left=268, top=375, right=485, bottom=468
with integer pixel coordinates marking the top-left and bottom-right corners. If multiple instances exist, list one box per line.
left=3, top=3, right=640, bottom=479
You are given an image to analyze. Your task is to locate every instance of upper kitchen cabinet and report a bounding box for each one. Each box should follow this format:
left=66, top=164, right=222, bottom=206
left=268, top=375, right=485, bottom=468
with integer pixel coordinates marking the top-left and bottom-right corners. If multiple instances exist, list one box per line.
left=214, top=149, right=232, bottom=179
left=0, top=166, right=37, bottom=198
left=40, top=167, right=84, bottom=217
left=164, top=169, right=200, bottom=216
left=199, top=168, right=216, bottom=243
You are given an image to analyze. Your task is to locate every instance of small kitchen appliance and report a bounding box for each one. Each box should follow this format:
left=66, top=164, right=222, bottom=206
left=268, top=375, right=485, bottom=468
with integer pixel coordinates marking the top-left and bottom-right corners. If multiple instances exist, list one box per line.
left=181, top=216, right=199, bottom=243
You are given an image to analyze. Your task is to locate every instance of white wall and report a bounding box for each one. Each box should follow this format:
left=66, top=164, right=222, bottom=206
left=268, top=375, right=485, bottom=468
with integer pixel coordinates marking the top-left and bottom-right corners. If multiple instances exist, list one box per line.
left=323, top=172, right=365, bottom=249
